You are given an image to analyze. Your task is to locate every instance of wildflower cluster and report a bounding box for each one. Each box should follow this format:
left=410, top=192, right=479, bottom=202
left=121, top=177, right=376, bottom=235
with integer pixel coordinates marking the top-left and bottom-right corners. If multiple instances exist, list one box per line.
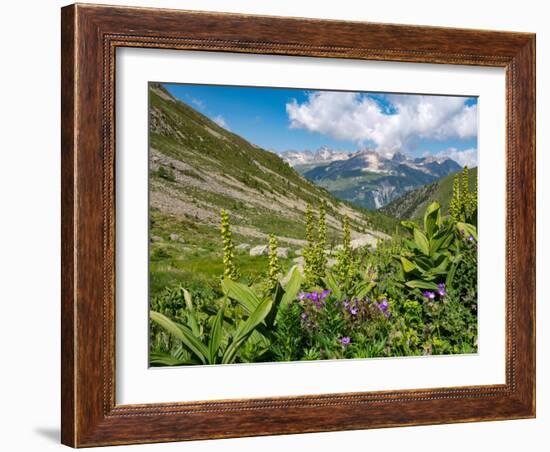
left=298, top=289, right=331, bottom=306
left=422, top=283, right=447, bottom=301
left=341, top=296, right=391, bottom=321
left=297, top=289, right=332, bottom=330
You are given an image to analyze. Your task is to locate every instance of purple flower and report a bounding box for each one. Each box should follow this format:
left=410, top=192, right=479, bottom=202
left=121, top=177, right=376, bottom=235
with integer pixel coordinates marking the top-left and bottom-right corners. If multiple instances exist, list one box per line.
left=343, top=299, right=350, bottom=308
left=376, top=298, right=391, bottom=318
left=468, top=235, right=475, bottom=242
left=301, top=312, right=308, bottom=320
left=340, top=336, right=351, bottom=346
left=298, top=292, right=306, bottom=301
left=422, top=291, right=436, bottom=300
left=437, top=283, right=447, bottom=297
left=320, top=289, right=332, bottom=300
left=349, top=307, right=358, bottom=316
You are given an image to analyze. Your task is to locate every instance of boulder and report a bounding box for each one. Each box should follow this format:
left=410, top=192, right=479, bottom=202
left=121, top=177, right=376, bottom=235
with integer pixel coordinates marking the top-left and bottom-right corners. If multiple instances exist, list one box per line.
left=236, top=243, right=251, bottom=251
left=277, top=247, right=289, bottom=258
left=249, top=245, right=269, bottom=256
left=351, top=235, right=378, bottom=249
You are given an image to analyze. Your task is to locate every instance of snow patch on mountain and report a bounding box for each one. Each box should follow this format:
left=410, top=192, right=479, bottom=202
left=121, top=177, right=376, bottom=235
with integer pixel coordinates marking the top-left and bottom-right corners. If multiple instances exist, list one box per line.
left=280, top=146, right=350, bottom=167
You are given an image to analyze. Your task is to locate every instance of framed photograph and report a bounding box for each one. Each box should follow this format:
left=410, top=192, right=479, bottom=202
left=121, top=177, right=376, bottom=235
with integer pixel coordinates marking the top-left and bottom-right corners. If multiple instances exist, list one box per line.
left=61, top=3, right=536, bottom=447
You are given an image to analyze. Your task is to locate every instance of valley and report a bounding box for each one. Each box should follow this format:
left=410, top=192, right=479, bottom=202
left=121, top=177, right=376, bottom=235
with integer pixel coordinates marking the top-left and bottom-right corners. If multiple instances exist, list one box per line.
left=148, top=84, right=395, bottom=295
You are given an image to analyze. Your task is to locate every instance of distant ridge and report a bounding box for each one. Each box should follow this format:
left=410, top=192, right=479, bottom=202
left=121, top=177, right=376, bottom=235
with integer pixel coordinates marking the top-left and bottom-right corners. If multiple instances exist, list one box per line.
left=288, top=148, right=462, bottom=210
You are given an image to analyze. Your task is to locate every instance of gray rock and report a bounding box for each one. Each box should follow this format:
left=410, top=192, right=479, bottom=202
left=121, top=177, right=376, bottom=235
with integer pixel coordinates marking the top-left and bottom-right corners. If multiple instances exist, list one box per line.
left=327, top=258, right=338, bottom=268
left=277, top=247, right=289, bottom=258
left=292, top=256, right=305, bottom=266
left=351, top=235, right=378, bottom=249
left=236, top=243, right=251, bottom=251
left=249, top=245, right=269, bottom=256
left=295, top=248, right=303, bottom=256
left=169, top=233, right=181, bottom=242
left=150, top=235, right=162, bottom=242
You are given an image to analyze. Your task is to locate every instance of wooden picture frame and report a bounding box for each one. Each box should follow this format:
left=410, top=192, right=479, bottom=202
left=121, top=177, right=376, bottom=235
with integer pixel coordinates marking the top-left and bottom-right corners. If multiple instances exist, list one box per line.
left=61, top=3, right=536, bottom=447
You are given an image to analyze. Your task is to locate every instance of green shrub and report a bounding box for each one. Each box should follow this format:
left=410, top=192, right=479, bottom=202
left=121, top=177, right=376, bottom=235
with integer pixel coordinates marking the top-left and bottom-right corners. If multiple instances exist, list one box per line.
left=156, top=165, right=176, bottom=182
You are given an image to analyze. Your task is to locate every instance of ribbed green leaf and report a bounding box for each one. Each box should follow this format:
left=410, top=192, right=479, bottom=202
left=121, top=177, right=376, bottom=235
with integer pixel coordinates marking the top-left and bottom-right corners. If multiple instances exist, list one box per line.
left=400, top=257, right=417, bottom=273
left=354, top=281, right=377, bottom=299
left=445, top=255, right=462, bottom=289
left=281, top=265, right=304, bottom=308
left=149, top=351, right=187, bottom=366
left=401, top=220, right=420, bottom=232
left=265, top=282, right=284, bottom=330
left=150, top=311, right=208, bottom=364
left=235, top=296, right=273, bottom=342
left=430, top=230, right=454, bottom=255
left=423, top=201, right=441, bottom=238
left=221, top=278, right=260, bottom=314
left=322, top=271, right=342, bottom=301
left=222, top=296, right=273, bottom=364
left=403, top=238, right=420, bottom=253
left=182, top=287, right=200, bottom=337
left=149, top=351, right=199, bottom=366
left=405, top=280, right=440, bottom=290
left=413, top=229, right=430, bottom=256
left=208, top=301, right=225, bottom=364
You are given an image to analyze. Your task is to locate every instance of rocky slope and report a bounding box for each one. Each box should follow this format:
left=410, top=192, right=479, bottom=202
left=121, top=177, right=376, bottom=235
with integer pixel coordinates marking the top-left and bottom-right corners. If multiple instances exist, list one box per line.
left=148, top=83, right=395, bottom=258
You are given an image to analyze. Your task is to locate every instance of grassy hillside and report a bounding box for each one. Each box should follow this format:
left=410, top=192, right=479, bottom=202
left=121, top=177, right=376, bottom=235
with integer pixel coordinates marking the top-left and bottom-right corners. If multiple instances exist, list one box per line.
left=380, top=167, right=478, bottom=220
left=148, top=83, right=397, bottom=295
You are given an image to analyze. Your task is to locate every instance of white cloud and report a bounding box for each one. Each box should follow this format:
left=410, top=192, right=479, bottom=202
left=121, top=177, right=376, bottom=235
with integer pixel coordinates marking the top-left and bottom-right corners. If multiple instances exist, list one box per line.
left=430, top=147, right=478, bottom=168
left=212, top=115, right=230, bottom=131
left=286, top=92, right=477, bottom=153
left=190, top=97, right=206, bottom=110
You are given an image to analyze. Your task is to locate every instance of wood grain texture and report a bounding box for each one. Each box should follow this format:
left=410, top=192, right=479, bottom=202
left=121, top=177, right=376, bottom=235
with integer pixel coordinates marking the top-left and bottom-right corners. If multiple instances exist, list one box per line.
left=60, top=3, right=536, bottom=447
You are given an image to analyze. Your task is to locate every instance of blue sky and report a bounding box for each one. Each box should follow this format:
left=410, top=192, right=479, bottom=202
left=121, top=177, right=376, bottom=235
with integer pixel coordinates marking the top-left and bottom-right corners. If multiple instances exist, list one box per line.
left=162, top=83, right=478, bottom=166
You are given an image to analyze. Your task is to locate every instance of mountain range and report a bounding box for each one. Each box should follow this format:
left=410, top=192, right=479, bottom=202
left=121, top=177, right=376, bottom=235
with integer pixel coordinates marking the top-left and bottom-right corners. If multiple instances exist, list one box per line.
left=280, top=146, right=349, bottom=169
left=281, top=148, right=462, bottom=210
